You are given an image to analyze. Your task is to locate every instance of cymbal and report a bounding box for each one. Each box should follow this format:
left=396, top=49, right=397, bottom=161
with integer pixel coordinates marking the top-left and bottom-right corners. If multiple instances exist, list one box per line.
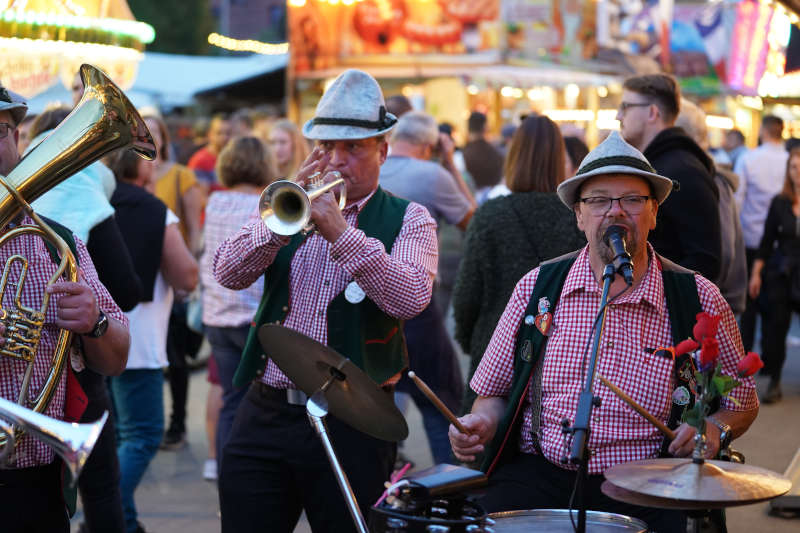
left=604, top=458, right=791, bottom=504
left=600, top=481, right=764, bottom=510
left=258, top=325, right=409, bottom=442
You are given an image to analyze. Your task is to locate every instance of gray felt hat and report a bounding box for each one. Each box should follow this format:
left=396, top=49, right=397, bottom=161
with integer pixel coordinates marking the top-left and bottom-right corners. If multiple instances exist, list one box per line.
left=556, top=131, right=674, bottom=207
left=0, top=85, right=27, bottom=126
left=303, top=69, right=397, bottom=141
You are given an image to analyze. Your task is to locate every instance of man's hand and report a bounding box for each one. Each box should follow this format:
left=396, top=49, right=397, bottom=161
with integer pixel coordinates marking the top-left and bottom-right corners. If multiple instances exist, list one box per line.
left=310, top=182, right=348, bottom=243
left=668, top=422, right=721, bottom=459
left=46, top=271, right=100, bottom=335
left=294, top=147, right=331, bottom=186
left=448, top=413, right=496, bottom=463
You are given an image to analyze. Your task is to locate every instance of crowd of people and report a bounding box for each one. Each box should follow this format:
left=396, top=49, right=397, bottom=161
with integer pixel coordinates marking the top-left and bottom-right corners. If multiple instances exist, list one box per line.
left=0, top=66, right=795, bottom=533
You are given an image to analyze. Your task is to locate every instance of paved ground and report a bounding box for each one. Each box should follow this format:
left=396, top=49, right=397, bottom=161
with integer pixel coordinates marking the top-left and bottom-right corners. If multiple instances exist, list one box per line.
left=70, top=320, right=800, bottom=533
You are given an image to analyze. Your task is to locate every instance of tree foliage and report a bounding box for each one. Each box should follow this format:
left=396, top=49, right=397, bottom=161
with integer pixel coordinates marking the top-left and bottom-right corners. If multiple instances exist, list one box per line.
left=128, top=0, right=217, bottom=55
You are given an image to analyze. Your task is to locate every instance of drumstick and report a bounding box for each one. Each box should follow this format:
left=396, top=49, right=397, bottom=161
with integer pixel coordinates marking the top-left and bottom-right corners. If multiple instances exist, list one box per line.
left=598, top=375, right=676, bottom=440
left=408, top=371, right=470, bottom=434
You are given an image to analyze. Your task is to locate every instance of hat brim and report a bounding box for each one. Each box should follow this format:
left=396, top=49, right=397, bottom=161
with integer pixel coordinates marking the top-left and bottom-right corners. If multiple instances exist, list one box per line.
left=0, top=102, right=27, bottom=126
left=302, top=119, right=395, bottom=141
left=556, top=166, right=674, bottom=208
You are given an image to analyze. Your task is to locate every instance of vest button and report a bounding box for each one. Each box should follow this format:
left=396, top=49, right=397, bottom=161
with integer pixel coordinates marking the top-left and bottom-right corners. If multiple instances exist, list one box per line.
left=282, top=306, right=288, bottom=312
left=255, top=369, right=263, bottom=376
left=261, top=354, right=267, bottom=360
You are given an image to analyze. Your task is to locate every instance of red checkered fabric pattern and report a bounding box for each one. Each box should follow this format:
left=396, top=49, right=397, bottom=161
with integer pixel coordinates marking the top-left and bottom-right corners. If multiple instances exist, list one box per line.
left=200, top=191, right=264, bottom=328
left=472, top=245, right=758, bottom=474
left=0, top=217, right=127, bottom=467
left=213, top=190, right=438, bottom=389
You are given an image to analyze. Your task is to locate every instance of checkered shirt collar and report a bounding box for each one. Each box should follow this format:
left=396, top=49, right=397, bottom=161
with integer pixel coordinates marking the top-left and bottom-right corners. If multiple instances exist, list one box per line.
left=561, top=243, right=665, bottom=314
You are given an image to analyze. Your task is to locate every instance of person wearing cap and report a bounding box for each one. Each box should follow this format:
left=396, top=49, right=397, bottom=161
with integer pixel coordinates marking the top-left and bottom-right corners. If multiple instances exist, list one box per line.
left=0, top=86, right=131, bottom=530
left=213, top=69, right=438, bottom=532
left=449, top=132, right=758, bottom=532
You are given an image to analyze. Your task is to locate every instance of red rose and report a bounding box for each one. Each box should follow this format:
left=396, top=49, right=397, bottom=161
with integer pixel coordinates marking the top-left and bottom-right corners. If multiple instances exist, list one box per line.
left=699, top=337, right=719, bottom=368
left=674, top=338, right=700, bottom=356
left=693, top=312, right=721, bottom=341
left=737, top=352, right=764, bottom=377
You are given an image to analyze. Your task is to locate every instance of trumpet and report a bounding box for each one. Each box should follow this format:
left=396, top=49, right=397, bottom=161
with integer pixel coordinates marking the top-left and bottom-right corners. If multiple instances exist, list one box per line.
left=259, top=171, right=347, bottom=236
left=0, top=397, right=107, bottom=484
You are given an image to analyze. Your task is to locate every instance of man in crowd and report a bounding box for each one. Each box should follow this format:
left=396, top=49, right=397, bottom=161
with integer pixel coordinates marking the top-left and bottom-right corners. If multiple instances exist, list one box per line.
left=187, top=113, right=232, bottom=190
left=735, top=115, right=788, bottom=352
left=449, top=132, right=758, bottom=533
left=616, top=74, right=721, bottom=282
left=724, top=128, right=747, bottom=168
left=462, top=111, right=504, bottom=204
left=214, top=69, right=438, bottom=533
left=676, top=99, right=747, bottom=315
left=0, top=85, right=130, bottom=531
left=379, top=110, right=474, bottom=464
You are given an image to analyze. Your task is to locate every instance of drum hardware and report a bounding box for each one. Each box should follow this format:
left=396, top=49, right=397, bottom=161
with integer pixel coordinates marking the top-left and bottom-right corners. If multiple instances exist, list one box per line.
left=258, top=325, right=408, bottom=532
left=370, top=464, right=492, bottom=533
left=257, top=325, right=408, bottom=441
left=769, top=446, right=800, bottom=515
left=259, top=171, right=347, bottom=236
left=488, top=509, right=648, bottom=533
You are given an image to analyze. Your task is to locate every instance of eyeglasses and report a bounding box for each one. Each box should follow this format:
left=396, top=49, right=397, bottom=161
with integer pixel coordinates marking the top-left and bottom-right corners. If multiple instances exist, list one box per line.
left=618, top=102, right=651, bottom=113
left=579, top=195, right=653, bottom=215
left=0, top=122, right=13, bottom=139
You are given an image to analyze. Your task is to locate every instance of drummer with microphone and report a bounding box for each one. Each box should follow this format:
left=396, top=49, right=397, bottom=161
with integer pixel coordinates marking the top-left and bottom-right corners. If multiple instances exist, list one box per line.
left=213, top=69, right=438, bottom=533
left=449, top=132, right=758, bottom=532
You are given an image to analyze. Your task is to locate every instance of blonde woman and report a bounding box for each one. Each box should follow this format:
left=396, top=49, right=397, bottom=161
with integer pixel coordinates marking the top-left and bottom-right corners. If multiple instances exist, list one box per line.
left=268, top=119, right=310, bottom=178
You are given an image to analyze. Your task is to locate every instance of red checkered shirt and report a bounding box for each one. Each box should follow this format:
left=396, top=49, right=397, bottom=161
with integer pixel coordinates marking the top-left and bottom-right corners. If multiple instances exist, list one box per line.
left=213, top=189, right=438, bottom=389
left=0, top=217, right=127, bottom=468
left=471, top=244, right=758, bottom=475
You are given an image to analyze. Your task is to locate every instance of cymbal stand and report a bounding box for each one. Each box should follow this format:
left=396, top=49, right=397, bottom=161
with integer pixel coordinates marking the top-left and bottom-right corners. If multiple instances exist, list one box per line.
left=306, top=369, right=370, bottom=533
left=566, top=263, right=617, bottom=533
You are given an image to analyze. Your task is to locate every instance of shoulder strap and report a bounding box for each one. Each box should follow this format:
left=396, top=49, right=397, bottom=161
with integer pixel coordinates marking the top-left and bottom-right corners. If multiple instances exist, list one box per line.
left=40, top=215, right=80, bottom=267
left=481, top=252, right=578, bottom=473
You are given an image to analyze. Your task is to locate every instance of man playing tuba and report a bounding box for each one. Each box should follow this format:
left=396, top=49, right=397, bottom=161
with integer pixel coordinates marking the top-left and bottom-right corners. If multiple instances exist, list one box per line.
left=0, top=85, right=130, bottom=531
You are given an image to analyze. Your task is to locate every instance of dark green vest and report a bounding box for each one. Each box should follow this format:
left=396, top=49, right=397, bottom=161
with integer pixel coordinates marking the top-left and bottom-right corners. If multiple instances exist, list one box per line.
left=234, top=187, right=412, bottom=388
left=481, top=250, right=701, bottom=474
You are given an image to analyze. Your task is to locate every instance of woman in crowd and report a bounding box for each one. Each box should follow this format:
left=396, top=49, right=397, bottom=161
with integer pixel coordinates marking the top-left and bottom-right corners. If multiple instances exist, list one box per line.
left=268, top=118, right=310, bottom=178
left=143, top=113, right=206, bottom=453
left=452, top=115, right=587, bottom=412
left=748, top=147, right=800, bottom=404
left=200, top=136, right=277, bottom=477
left=109, top=150, right=198, bottom=533
left=564, top=135, right=589, bottom=177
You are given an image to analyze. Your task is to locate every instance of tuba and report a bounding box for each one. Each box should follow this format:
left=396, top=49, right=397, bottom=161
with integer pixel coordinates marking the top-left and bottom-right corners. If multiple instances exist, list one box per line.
left=0, top=63, right=155, bottom=454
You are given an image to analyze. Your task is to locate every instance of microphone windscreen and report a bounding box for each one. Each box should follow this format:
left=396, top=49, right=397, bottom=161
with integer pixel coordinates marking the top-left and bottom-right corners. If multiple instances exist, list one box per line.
left=602, top=225, right=626, bottom=246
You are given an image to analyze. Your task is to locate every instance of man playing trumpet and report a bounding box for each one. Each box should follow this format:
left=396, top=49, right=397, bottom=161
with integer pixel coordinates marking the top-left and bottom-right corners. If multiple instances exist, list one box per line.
left=214, top=69, right=438, bottom=532
left=0, top=87, right=130, bottom=530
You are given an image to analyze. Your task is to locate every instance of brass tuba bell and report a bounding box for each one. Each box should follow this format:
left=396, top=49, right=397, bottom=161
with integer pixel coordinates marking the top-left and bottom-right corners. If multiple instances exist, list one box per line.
left=0, top=63, right=155, bottom=456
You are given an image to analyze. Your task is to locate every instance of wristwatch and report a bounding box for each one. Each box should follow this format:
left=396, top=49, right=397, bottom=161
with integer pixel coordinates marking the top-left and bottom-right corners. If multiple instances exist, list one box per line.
left=87, top=310, right=108, bottom=338
left=708, top=416, right=732, bottom=450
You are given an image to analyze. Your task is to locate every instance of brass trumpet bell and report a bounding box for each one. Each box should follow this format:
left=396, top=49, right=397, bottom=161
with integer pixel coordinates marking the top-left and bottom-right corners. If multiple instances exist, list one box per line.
left=259, top=172, right=347, bottom=236
left=0, top=397, right=107, bottom=484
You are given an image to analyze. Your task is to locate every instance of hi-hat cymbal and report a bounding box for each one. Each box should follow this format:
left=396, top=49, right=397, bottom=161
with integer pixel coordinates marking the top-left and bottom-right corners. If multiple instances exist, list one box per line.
left=604, top=458, right=791, bottom=504
left=600, top=481, right=764, bottom=510
left=258, top=325, right=409, bottom=442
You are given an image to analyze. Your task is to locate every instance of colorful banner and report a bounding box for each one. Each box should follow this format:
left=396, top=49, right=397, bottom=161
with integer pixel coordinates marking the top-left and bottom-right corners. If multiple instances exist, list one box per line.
left=502, top=0, right=597, bottom=62
left=288, top=0, right=501, bottom=75
left=728, top=0, right=774, bottom=95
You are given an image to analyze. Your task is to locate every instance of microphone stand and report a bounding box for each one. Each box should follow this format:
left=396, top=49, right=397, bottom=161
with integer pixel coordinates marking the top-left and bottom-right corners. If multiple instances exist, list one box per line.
left=565, top=263, right=619, bottom=533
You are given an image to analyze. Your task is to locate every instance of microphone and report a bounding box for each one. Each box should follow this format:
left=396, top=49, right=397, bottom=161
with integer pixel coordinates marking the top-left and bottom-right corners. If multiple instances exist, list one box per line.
left=602, top=225, right=634, bottom=285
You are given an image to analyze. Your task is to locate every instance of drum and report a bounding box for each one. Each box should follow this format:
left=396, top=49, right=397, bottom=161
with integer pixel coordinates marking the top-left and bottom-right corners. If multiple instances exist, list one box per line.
left=370, top=496, right=488, bottom=532
left=488, top=509, right=648, bottom=532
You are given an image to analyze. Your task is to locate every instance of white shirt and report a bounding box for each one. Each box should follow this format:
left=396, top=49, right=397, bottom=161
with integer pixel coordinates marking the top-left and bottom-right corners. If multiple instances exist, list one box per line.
left=734, top=142, right=788, bottom=248
left=124, top=210, right=178, bottom=369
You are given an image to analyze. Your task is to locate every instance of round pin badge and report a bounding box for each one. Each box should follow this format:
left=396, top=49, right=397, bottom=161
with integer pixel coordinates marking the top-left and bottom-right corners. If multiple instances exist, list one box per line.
left=345, top=281, right=366, bottom=303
